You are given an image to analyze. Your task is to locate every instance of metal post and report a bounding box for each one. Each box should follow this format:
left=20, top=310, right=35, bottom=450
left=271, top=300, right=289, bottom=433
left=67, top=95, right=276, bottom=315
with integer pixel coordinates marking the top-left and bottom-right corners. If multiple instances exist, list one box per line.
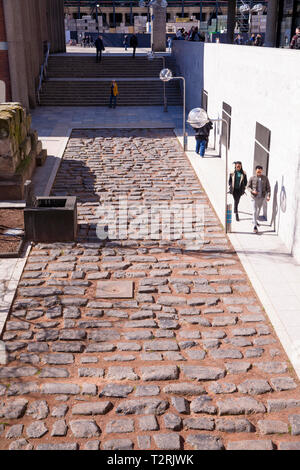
left=95, top=3, right=99, bottom=27
left=225, top=118, right=229, bottom=233
left=78, top=0, right=81, bottom=19
left=130, top=1, right=133, bottom=25
left=210, top=118, right=229, bottom=232
left=216, top=0, right=219, bottom=32
left=174, top=76, right=186, bottom=151
left=200, top=0, right=203, bottom=22
left=162, top=57, right=167, bottom=112
left=113, top=1, right=116, bottom=29
left=182, top=77, right=186, bottom=151
left=182, top=0, right=185, bottom=19
left=226, top=204, right=232, bottom=233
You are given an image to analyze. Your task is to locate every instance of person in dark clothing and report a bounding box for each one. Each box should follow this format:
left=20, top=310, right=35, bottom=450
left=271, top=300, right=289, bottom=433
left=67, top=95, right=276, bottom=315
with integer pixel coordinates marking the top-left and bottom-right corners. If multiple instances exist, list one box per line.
left=95, top=35, right=105, bottom=62
left=123, top=34, right=128, bottom=51
left=198, top=31, right=205, bottom=42
left=228, top=161, right=248, bottom=221
left=194, top=120, right=213, bottom=157
left=290, top=27, right=300, bottom=49
left=254, top=34, right=263, bottom=46
left=248, top=33, right=256, bottom=45
left=130, top=34, right=138, bottom=58
left=234, top=34, right=243, bottom=45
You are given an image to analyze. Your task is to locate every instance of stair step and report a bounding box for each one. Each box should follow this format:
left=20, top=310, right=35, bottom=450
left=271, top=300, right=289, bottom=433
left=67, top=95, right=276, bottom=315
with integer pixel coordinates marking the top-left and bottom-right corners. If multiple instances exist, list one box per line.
left=40, top=55, right=181, bottom=107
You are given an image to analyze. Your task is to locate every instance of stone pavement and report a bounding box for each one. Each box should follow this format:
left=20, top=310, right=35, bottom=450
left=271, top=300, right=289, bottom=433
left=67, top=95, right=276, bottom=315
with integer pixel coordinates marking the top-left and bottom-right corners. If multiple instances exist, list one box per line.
left=182, top=132, right=300, bottom=379
left=0, top=129, right=300, bottom=450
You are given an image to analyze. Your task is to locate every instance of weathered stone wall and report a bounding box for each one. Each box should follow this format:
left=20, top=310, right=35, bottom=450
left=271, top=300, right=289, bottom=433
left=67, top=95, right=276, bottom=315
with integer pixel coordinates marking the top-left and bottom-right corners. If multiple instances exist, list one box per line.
left=0, top=103, right=47, bottom=200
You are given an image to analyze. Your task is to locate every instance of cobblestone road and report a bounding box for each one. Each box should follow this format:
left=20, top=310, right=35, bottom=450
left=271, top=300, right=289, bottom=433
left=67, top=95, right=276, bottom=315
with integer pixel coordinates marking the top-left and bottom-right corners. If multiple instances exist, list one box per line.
left=0, top=129, right=300, bottom=450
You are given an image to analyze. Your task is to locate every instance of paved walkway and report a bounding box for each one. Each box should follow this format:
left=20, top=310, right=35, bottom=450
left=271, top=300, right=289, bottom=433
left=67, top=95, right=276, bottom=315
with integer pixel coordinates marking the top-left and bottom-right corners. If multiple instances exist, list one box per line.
left=63, top=45, right=159, bottom=56
left=181, top=133, right=300, bottom=379
left=0, top=129, right=300, bottom=450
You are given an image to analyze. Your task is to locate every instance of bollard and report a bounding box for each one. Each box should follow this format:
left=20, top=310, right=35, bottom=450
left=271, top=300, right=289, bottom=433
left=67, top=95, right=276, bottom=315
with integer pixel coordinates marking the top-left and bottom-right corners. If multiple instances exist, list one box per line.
left=183, top=132, right=188, bottom=151
left=226, top=203, right=232, bottom=233
left=0, top=341, right=8, bottom=365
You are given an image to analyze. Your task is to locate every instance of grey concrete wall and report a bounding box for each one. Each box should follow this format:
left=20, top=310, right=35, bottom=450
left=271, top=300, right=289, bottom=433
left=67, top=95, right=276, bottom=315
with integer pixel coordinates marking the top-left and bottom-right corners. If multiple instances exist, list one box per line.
left=172, top=40, right=204, bottom=112
left=172, top=41, right=300, bottom=263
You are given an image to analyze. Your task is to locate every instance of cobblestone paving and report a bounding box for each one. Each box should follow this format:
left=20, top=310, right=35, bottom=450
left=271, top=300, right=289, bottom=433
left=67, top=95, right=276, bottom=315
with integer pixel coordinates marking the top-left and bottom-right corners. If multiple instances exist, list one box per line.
left=0, top=129, right=300, bottom=450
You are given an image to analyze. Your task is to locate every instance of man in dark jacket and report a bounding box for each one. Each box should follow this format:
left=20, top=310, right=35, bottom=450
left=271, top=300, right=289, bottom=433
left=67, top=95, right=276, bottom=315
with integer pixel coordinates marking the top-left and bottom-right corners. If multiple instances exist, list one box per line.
left=254, top=34, right=263, bottom=46
left=228, top=161, right=247, bottom=221
left=247, top=165, right=271, bottom=233
left=194, top=120, right=213, bottom=157
left=95, top=35, right=105, bottom=63
left=130, top=34, right=138, bottom=58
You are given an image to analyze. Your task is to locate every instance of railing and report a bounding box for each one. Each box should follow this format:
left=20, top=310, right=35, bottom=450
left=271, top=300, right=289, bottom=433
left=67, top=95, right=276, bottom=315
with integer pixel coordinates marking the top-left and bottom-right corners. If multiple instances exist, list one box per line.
left=37, top=42, right=50, bottom=105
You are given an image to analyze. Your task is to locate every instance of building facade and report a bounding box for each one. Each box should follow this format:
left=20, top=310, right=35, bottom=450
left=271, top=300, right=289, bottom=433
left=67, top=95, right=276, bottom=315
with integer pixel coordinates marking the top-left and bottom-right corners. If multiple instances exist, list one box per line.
left=277, top=0, right=300, bottom=46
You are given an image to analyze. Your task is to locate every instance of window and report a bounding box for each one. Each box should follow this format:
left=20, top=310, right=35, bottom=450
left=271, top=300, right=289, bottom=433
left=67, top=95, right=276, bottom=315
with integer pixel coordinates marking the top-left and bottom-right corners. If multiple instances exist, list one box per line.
left=221, top=102, right=232, bottom=149
left=253, top=122, right=271, bottom=175
left=202, top=90, right=208, bottom=112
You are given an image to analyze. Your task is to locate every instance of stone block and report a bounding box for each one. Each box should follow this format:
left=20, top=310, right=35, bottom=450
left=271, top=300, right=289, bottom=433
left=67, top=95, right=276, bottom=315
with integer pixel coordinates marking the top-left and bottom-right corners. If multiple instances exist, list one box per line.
left=20, top=136, right=32, bottom=159
left=36, top=140, right=43, bottom=154
left=36, top=149, right=47, bottom=166
left=29, top=130, right=38, bottom=148
left=24, top=197, right=77, bottom=242
left=96, top=280, right=134, bottom=299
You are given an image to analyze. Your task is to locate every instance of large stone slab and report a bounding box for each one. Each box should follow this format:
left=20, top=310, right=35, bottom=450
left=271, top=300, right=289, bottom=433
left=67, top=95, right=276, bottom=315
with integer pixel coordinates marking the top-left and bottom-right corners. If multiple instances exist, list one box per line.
left=96, top=281, right=134, bottom=298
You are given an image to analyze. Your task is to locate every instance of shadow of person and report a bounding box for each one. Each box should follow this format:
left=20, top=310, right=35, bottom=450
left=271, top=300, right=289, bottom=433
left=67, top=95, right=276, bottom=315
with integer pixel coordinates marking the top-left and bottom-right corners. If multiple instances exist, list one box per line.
left=270, top=181, right=278, bottom=232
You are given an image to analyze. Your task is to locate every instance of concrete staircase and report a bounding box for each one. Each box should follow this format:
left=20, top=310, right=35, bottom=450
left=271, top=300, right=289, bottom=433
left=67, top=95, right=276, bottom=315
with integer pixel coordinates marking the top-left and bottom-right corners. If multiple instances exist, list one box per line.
left=39, top=56, right=182, bottom=107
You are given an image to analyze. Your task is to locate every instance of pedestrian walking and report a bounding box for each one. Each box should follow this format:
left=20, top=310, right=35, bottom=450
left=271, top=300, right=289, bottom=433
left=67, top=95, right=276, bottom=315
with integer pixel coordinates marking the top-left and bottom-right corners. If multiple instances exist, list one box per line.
left=109, top=80, right=119, bottom=108
left=95, top=34, right=105, bottom=63
left=167, top=37, right=172, bottom=52
left=228, top=161, right=248, bottom=221
left=247, top=165, right=271, bottom=233
left=130, top=34, right=138, bottom=58
left=194, top=119, right=213, bottom=157
left=123, top=34, right=128, bottom=51
left=290, top=26, right=300, bottom=49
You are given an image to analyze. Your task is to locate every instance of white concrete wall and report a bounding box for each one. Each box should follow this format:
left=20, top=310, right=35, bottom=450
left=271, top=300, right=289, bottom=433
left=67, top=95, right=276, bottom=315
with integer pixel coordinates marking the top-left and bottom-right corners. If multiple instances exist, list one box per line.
left=173, top=41, right=300, bottom=262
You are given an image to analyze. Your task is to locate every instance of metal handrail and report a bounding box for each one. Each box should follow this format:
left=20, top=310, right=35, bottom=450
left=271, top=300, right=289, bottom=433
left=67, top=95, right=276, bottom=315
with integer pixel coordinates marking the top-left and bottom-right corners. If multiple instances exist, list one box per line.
left=37, top=42, right=50, bottom=105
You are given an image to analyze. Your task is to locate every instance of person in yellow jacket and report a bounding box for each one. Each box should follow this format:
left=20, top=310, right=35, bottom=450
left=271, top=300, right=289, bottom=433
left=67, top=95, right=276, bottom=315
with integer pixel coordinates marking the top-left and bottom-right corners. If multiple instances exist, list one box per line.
left=109, top=80, right=119, bottom=108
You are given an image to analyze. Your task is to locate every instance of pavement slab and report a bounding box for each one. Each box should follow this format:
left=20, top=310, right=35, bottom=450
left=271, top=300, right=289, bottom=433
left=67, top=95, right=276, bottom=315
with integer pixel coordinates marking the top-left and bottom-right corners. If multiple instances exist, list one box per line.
left=0, top=129, right=300, bottom=450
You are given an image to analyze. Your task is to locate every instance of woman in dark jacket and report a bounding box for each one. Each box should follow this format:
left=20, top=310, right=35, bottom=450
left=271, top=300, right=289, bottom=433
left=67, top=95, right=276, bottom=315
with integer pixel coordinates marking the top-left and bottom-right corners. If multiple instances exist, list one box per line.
left=228, top=161, right=248, bottom=221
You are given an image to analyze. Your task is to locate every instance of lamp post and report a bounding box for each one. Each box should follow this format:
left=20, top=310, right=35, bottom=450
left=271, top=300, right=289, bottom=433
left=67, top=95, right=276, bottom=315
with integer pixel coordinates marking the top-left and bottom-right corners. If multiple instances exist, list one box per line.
left=96, top=3, right=99, bottom=30
left=159, top=68, right=186, bottom=150
left=150, top=54, right=167, bottom=111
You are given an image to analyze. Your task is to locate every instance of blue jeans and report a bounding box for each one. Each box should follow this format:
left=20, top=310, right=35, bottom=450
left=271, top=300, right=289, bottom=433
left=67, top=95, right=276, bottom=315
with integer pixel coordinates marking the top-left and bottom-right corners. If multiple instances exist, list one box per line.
left=109, top=95, right=117, bottom=107
left=196, top=139, right=206, bottom=156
